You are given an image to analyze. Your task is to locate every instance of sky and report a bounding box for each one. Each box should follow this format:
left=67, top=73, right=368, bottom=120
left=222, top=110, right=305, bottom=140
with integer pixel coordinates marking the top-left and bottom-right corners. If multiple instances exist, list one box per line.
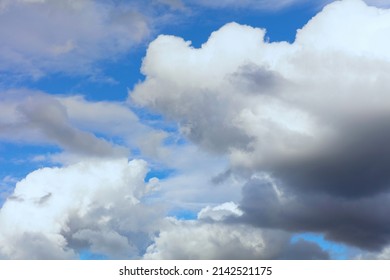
left=1, top=0, right=390, bottom=260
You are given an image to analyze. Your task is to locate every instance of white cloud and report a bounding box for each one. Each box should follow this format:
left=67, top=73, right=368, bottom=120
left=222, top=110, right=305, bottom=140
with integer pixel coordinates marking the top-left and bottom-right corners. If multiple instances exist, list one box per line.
left=143, top=201, right=288, bottom=260
left=0, top=158, right=162, bottom=259
left=0, top=0, right=150, bottom=79
left=197, top=201, right=243, bottom=221
left=144, top=203, right=329, bottom=259
left=131, top=0, right=390, bottom=170
left=144, top=219, right=284, bottom=259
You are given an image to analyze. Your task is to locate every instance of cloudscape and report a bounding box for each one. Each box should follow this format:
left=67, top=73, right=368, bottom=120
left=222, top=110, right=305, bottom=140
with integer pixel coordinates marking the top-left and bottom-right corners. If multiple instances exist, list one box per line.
left=1, top=0, right=390, bottom=260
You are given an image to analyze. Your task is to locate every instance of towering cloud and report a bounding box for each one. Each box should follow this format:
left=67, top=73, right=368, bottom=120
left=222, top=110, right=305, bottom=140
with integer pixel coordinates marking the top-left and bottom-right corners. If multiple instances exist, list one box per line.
left=131, top=0, right=390, bottom=253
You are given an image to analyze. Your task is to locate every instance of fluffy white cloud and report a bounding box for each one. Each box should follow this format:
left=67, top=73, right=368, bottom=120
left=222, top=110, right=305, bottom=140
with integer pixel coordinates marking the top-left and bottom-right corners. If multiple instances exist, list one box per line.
left=0, top=0, right=150, bottom=79
left=131, top=0, right=390, bottom=176
left=0, top=158, right=162, bottom=259
left=144, top=202, right=329, bottom=259
left=130, top=0, right=390, bottom=253
left=197, top=201, right=243, bottom=221
left=144, top=219, right=285, bottom=259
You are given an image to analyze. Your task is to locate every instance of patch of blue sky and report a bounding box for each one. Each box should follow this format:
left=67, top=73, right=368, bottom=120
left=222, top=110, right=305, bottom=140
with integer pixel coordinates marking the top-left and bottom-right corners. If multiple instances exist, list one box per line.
left=79, top=250, right=109, bottom=260
left=163, top=133, right=188, bottom=147
left=129, top=105, right=163, bottom=121
left=0, top=142, right=61, bottom=207
left=158, top=2, right=320, bottom=48
left=129, top=105, right=178, bottom=131
left=0, top=185, right=12, bottom=208
left=91, top=132, right=129, bottom=149
left=168, top=208, right=198, bottom=221
left=130, top=147, right=142, bottom=157
left=291, top=232, right=359, bottom=260
left=144, top=167, right=176, bottom=182
left=22, top=47, right=146, bottom=103
left=0, top=142, right=61, bottom=180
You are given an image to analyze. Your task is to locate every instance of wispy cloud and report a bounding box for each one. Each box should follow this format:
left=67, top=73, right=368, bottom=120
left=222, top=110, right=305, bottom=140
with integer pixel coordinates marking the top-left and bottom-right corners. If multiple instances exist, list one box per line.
left=0, top=0, right=151, bottom=79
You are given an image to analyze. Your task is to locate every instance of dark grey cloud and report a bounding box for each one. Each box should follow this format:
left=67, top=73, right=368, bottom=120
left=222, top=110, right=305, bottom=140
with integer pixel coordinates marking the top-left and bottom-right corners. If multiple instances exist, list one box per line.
left=264, top=115, right=390, bottom=198
left=17, top=96, right=125, bottom=157
left=239, top=178, right=390, bottom=251
left=229, top=63, right=287, bottom=96
left=37, top=193, right=52, bottom=205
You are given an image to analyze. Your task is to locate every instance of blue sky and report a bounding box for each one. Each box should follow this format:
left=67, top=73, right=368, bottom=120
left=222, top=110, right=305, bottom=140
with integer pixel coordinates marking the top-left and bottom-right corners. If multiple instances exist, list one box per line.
left=1, top=0, right=390, bottom=260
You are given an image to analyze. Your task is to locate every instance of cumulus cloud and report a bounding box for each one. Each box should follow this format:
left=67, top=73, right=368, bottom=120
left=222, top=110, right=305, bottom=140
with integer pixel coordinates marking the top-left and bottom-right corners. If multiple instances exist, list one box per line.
left=0, top=0, right=150, bottom=79
left=130, top=0, right=390, bottom=254
left=0, top=158, right=162, bottom=259
left=144, top=203, right=329, bottom=259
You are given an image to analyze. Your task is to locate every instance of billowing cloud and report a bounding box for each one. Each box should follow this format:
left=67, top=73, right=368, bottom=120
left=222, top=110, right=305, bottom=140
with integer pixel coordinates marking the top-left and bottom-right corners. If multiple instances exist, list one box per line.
left=0, top=158, right=162, bottom=259
left=130, top=0, right=390, bottom=253
left=0, top=0, right=150, bottom=79
left=144, top=202, right=329, bottom=259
